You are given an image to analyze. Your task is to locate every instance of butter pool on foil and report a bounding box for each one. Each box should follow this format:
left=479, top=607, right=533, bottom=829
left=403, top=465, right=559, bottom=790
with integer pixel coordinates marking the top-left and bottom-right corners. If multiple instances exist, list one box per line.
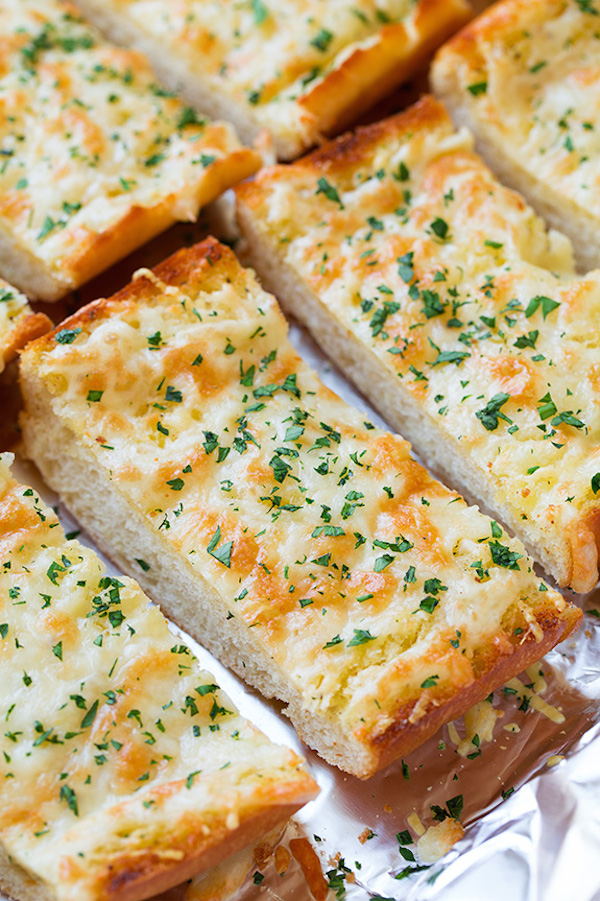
left=7, top=206, right=600, bottom=901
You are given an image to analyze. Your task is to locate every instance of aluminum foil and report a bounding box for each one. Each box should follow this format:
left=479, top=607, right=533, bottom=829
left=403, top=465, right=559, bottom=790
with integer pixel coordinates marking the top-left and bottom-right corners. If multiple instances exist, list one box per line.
left=4, top=205, right=600, bottom=901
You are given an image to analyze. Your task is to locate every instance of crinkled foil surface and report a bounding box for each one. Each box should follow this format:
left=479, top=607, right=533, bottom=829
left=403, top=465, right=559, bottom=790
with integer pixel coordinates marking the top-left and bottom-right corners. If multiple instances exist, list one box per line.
left=4, top=207, right=600, bottom=901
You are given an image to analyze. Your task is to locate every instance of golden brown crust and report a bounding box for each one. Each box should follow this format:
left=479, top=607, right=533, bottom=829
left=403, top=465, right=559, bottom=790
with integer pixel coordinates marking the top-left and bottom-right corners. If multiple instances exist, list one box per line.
left=99, top=795, right=313, bottom=901
left=1, top=312, right=53, bottom=366
left=55, top=151, right=259, bottom=291
left=365, top=601, right=581, bottom=772
left=237, top=94, right=452, bottom=191
left=297, top=0, right=471, bottom=141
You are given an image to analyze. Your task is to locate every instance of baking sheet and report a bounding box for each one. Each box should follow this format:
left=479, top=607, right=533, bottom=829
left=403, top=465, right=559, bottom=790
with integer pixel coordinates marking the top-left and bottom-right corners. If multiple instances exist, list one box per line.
left=5, top=202, right=600, bottom=901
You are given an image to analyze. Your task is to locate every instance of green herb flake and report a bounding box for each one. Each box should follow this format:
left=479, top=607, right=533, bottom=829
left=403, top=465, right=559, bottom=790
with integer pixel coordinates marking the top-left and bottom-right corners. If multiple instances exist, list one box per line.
left=347, top=629, right=376, bottom=647
left=316, top=176, right=343, bottom=208
left=310, top=28, right=333, bottom=52
left=467, top=82, right=488, bottom=96
left=206, top=525, right=233, bottom=568
left=525, top=295, right=560, bottom=320
left=323, top=634, right=343, bottom=649
left=489, top=540, right=522, bottom=570
left=81, top=700, right=99, bottom=729
left=55, top=328, right=81, bottom=345
left=59, top=784, right=78, bottom=816
left=475, top=393, right=511, bottom=431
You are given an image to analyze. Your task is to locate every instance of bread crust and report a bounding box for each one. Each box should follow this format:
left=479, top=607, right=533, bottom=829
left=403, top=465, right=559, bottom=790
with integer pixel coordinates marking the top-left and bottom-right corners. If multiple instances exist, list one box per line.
left=20, top=238, right=582, bottom=779
left=0, top=278, right=52, bottom=372
left=431, top=0, right=600, bottom=272
left=71, top=790, right=315, bottom=901
left=0, top=0, right=260, bottom=301
left=235, top=95, right=600, bottom=592
left=74, top=0, right=470, bottom=160
left=1, top=312, right=53, bottom=369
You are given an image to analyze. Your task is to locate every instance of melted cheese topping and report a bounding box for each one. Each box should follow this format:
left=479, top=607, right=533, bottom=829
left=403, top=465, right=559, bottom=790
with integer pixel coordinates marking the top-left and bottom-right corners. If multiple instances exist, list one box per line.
left=90, top=0, right=429, bottom=140
left=0, top=455, right=311, bottom=901
left=0, top=0, right=251, bottom=276
left=26, top=241, right=574, bottom=743
left=238, top=97, right=600, bottom=585
left=435, top=0, right=600, bottom=221
left=0, top=279, right=33, bottom=372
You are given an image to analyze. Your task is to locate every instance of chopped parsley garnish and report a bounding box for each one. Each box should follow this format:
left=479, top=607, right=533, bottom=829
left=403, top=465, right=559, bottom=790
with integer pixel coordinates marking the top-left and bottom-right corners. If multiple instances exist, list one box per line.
left=59, top=784, right=78, bottom=816
left=347, top=629, right=376, bottom=646
left=55, top=328, right=81, bottom=345
left=206, top=525, right=233, bottom=568
left=310, top=28, right=333, bottom=52
left=374, top=554, right=394, bottom=572
left=397, top=252, right=414, bottom=283
left=429, top=217, right=450, bottom=240
left=165, top=385, right=183, bottom=403
left=316, top=176, right=344, bottom=208
left=417, top=596, right=439, bottom=614
left=476, top=393, right=511, bottom=431
left=467, top=82, right=488, bottom=95
left=489, top=540, right=522, bottom=570
left=323, top=634, right=343, bottom=649
left=525, top=295, right=560, bottom=319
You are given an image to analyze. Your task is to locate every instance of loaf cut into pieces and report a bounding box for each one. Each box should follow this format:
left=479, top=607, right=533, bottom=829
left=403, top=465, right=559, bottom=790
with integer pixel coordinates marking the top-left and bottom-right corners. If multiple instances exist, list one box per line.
left=73, top=0, right=471, bottom=161
left=19, top=239, right=581, bottom=778
left=235, top=96, right=600, bottom=593
left=431, top=0, right=600, bottom=272
left=0, top=0, right=260, bottom=302
left=0, top=280, right=51, bottom=374
left=0, top=454, right=317, bottom=901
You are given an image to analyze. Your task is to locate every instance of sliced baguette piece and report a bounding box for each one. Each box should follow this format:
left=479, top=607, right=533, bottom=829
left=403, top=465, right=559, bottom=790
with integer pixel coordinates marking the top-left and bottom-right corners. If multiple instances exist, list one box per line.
left=431, top=0, right=600, bottom=273
left=235, top=95, right=600, bottom=593
left=0, top=453, right=318, bottom=901
left=0, top=0, right=260, bottom=302
left=0, top=279, right=52, bottom=374
left=19, top=238, right=581, bottom=779
left=73, top=0, right=471, bottom=161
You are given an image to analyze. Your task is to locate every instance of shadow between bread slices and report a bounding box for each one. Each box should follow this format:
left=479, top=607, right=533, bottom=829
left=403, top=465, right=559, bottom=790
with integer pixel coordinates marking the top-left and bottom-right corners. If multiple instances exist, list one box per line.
left=18, top=238, right=582, bottom=781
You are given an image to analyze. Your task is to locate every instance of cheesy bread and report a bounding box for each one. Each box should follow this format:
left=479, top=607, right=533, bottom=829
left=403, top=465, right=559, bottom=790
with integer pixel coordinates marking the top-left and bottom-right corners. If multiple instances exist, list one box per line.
left=0, top=280, right=51, bottom=374
left=0, top=0, right=260, bottom=302
left=235, top=96, right=600, bottom=593
left=432, top=0, right=600, bottom=272
left=73, top=0, right=470, bottom=161
left=19, top=239, right=581, bottom=779
left=0, top=454, right=317, bottom=901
